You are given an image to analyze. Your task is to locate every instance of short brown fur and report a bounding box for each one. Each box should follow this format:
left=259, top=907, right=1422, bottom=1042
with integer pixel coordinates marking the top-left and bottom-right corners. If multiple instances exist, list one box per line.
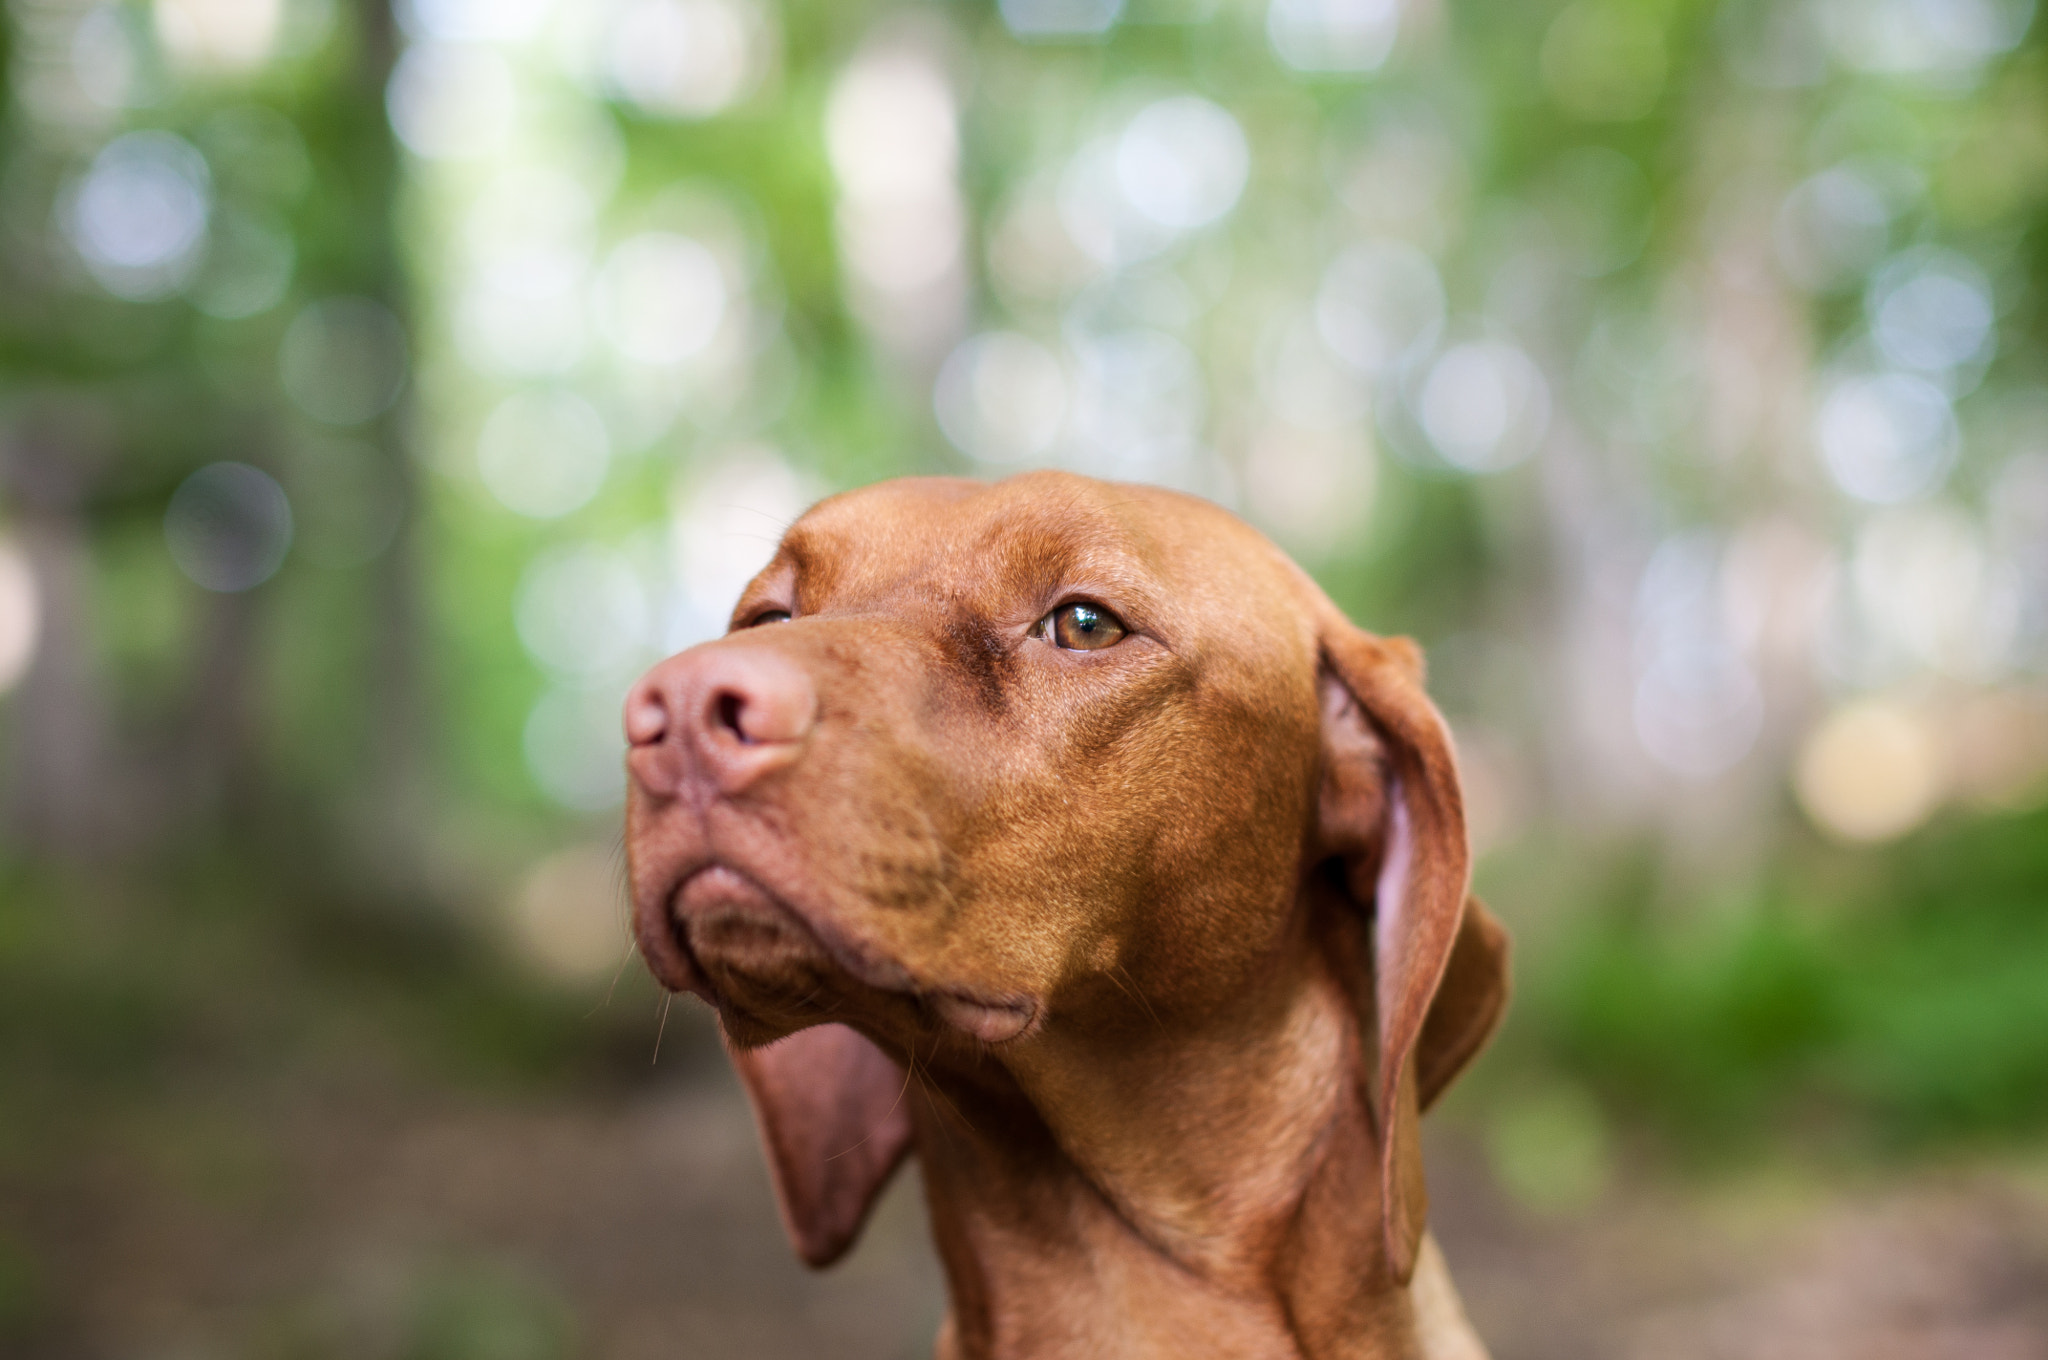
left=625, top=471, right=1509, bottom=1360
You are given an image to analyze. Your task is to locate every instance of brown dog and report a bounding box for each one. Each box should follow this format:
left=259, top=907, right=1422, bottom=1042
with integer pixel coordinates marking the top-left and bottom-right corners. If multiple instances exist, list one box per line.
left=624, top=471, right=1508, bottom=1359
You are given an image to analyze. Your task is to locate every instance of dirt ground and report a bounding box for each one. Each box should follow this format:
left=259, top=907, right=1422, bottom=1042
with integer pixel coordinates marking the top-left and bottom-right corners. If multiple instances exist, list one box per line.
left=8, top=1020, right=2048, bottom=1360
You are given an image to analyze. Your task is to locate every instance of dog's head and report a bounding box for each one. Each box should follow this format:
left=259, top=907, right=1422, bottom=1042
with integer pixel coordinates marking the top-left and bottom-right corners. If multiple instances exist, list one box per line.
left=624, top=470, right=1506, bottom=1279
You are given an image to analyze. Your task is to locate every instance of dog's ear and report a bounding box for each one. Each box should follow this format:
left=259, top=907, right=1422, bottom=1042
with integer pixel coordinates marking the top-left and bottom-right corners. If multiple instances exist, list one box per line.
left=1417, top=895, right=1510, bottom=1111
left=1317, top=622, right=1508, bottom=1285
left=725, top=1021, right=914, bottom=1268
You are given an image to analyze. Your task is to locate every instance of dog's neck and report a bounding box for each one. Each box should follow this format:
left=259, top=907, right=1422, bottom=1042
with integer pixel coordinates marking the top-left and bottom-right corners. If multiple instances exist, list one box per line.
left=906, top=908, right=1474, bottom=1360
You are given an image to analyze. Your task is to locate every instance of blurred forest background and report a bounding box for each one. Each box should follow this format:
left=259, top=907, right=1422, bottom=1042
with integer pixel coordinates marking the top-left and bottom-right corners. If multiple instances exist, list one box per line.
left=3, top=0, right=2048, bottom=1355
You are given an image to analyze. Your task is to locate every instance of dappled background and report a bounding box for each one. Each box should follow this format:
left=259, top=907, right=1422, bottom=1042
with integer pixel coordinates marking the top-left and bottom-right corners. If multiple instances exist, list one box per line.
left=4, top=0, right=2048, bottom=1355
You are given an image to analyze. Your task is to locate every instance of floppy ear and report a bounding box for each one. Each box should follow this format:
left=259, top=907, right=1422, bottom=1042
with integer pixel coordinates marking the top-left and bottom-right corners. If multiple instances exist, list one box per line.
left=1317, top=622, right=1508, bottom=1285
left=725, top=1020, right=915, bottom=1268
left=1417, top=896, right=1510, bottom=1111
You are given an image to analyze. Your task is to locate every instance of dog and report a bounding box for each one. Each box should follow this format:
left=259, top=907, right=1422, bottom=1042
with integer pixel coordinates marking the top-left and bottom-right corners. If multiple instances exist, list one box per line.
left=625, top=471, right=1508, bottom=1359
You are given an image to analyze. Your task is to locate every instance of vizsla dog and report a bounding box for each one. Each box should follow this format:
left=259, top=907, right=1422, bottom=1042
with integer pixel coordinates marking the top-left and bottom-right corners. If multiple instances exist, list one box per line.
left=625, top=471, right=1509, bottom=1359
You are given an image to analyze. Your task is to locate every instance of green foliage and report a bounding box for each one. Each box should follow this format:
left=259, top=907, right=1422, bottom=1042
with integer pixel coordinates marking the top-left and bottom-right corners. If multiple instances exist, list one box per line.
left=403, top=1259, right=576, bottom=1360
left=1519, top=802, right=2048, bottom=1155
left=0, top=1228, right=41, bottom=1343
left=0, top=848, right=658, bottom=1103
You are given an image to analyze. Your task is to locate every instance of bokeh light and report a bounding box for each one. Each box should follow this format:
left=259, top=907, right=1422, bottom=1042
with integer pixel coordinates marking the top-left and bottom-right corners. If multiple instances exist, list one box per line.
left=1795, top=697, right=1943, bottom=842
left=191, top=208, right=295, bottom=319
left=451, top=166, right=595, bottom=379
left=933, top=331, right=1068, bottom=466
left=1774, top=163, right=1895, bottom=293
left=1059, top=136, right=1176, bottom=270
left=1853, top=504, right=2018, bottom=681
left=1819, top=0, right=2037, bottom=77
left=1262, top=315, right=1373, bottom=431
left=403, top=0, right=553, bottom=45
left=1815, top=371, right=1958, bottom=504
left=1409, top=339, right=1550, bottom=474
left=154, top=0, right=284, bottom=74
left=72, top=5, right=147, bottom=109
left=514, top=543, right=651, bottom=679
left=827, top=30, right=966, bottom=354
left=1631, top=534, right=1766, bottom=778
left=665, top=453, right=811, bottom=648
left=1068, top=329, right=1209, bottom=486
left=1541, top=1, right=1668, bottom=122
left=386, top=42, right=516, bottom=160
left=824, top=42, right=957, bottom=202
left=64, top=130, right=212, bottom=300
left=476, top=390, right=612, bottom=519
left=1242, top=423, right=1377, bottom=552
left=594, top=232, right=729, bottom=368
left=0, top=535, right=40, bottom=695
left=279, top=297, right=411, bottom=427
left=1314, top=240, right=1445, bottom=377
left=524, top=683, right=628, bottom=810
left=283, top=437, right=407, bottom=568
left=1866, top=247, right=1997, bottom=379
left=598, top=0, right=770, bottom=119
left=163, top=462, right=295, bottom=593
left=1114, top=97, right=1249, bottom=233
left=508, top=843, right=628, bottom=983
left=1544, top=147, right=1653, bottom=278
left=997, top=0, right=1124, bottom=39
left=1266, top=0, right=1401, bottom=75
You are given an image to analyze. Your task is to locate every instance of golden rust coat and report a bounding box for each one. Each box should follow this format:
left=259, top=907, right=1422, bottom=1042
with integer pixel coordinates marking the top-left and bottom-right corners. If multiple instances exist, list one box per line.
left=625, top=471, right=1508, bottom=1360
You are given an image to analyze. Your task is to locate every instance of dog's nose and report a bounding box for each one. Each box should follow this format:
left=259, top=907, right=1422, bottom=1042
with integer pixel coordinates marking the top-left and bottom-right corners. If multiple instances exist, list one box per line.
left=626, top=644, right=816, bottom=796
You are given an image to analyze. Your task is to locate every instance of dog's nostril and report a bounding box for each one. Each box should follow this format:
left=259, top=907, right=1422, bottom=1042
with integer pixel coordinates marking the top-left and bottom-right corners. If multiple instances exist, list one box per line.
left=715, top=690, right=750, bottom=742
left=688, top=651, right=816, bottom=764
left=625, top=683, right=671, bottom=746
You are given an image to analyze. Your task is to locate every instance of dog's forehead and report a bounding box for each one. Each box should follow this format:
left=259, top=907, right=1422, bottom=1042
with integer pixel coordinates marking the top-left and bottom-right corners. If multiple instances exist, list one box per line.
left=780, top=472, right=1298, bottom=615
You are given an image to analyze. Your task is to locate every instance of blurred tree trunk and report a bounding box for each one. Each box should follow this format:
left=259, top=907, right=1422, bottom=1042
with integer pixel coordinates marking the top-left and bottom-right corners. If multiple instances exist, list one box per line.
left=1, top=0, right=428, bottom=876
left=2, top=511, right=119, bottom=861
left=1, top=403, right=129, bottom=861
left=355, top=0, right=436, bottom=860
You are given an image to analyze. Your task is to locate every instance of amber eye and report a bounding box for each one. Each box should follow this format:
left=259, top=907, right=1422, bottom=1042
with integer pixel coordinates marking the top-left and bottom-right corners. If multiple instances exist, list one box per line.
left=748, top=609, right=792, bottom=627
left=1046, top=602, right=1127, bottom=651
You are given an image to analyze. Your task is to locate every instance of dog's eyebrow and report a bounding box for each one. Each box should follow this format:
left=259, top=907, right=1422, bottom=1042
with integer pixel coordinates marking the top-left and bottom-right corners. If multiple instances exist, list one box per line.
left=980, top=511, right=1163, bottom=605
left=779, top=529, right=842, bottom=603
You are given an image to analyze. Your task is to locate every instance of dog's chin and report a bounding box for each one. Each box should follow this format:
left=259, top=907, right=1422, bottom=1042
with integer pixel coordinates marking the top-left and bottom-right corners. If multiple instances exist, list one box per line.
left=667, top=866, right=828, bottom=1016
left=657, top=863, right=1044, bottom=1051
left=679, top=864, right=811, bottom=967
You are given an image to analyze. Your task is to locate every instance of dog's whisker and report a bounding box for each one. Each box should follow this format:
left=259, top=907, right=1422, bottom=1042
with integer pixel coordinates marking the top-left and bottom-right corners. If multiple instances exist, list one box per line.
left=909, top=1043, right=976, bottom=1137
left=586, top=937, right=640, bottom=1019
left=712, top=503, right=798, bottom=533
left=824, top=1038, right=919, bottom=1163
left=650, top=990, right=673, bottom=1065
left=1112, top=964, right=1166, bottom=1036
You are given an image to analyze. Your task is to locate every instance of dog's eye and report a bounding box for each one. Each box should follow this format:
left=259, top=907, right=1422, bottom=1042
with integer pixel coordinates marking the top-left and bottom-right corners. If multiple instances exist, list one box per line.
left=747, top=609, right=792, bottom=627
left=1045, top=602, right=1127, bottom=651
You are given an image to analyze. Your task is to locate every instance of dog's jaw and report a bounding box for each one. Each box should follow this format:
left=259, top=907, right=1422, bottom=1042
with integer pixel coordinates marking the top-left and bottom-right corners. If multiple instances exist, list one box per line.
left=630, top=819, right=1044, bottom=1054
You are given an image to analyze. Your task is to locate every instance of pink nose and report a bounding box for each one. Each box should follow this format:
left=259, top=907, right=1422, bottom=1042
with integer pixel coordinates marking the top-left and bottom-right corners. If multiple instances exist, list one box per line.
left=625, top=643, right=817, bottom=797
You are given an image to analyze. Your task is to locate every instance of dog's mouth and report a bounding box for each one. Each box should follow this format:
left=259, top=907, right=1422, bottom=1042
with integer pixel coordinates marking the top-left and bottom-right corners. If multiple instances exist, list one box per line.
left=638, top=863, right=1040, bottom=1047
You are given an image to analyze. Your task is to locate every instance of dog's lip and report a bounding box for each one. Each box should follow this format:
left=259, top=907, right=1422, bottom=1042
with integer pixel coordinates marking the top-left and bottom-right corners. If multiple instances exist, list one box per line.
left=928, top=991, right=1039, bottom=1045
left=648, top=861, right=1041, bottom=1044
left=669, top=861, right=915, bottom=996
left=675, top=863, right=802, bottom=936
